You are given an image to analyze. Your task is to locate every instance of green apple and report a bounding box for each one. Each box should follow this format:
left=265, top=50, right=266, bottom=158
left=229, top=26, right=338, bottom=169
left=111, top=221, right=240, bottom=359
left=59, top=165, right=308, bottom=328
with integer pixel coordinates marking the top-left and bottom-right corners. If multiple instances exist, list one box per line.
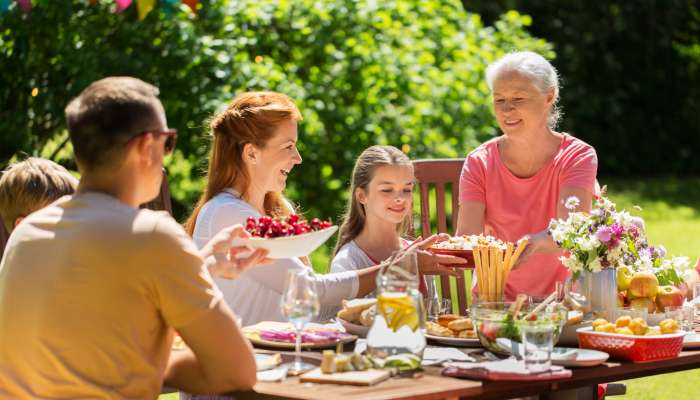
left=617, top=266, right=633, bottom=291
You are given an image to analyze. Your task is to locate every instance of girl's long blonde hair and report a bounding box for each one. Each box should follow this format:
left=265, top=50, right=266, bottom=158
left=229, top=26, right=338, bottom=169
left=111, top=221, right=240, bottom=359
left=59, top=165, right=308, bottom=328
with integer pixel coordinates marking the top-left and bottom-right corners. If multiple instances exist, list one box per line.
left=185, top=92, right=302, bottom=236
left=332, top=145, right=413, bottom=257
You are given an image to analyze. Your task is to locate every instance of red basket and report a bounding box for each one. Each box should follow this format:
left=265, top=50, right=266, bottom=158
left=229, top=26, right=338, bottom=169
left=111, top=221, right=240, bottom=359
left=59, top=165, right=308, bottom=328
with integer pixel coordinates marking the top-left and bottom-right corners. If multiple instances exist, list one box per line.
left=577, top=327, right=686, bottom=363
left=428, top=248, right=474, bottom=268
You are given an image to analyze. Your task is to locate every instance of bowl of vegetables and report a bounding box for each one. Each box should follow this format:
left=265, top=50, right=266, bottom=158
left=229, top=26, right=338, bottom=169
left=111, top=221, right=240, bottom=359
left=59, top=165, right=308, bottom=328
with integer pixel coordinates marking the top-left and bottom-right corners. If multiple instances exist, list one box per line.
left=471, top=300, right=567, bottom=355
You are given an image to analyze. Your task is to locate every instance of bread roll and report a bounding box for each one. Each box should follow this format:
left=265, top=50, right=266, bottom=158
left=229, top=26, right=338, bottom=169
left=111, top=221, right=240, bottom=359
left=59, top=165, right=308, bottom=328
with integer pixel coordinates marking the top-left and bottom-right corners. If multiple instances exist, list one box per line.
left=359, top=305, right=376, bottom=327
left=437, top=314, right=460, bottom=327
left=447, top=318, right=473, bottom=332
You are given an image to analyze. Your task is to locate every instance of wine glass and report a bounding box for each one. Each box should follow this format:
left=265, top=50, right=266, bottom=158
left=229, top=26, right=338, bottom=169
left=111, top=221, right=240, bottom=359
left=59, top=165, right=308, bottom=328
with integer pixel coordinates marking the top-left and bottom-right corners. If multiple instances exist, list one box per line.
left=280, top=269, right=320, bottom=375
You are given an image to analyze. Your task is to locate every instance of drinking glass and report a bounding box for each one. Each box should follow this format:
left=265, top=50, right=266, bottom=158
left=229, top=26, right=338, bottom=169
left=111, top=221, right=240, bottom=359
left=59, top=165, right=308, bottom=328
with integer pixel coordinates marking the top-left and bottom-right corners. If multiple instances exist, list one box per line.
left=280, top=269, right=320, bottom=375
left=693, top=283, right=700, bottom=313
left=665, top=305, right=694, bottom=332
left=520, top=323, right=555, bottom=372
left=426, top=298, right=452, bottom=321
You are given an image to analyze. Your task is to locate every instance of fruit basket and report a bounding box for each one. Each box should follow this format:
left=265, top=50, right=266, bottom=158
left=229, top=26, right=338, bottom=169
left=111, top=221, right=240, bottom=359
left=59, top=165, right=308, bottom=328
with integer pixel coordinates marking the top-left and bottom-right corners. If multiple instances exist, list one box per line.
left=577, top=327, right=686, bottom=362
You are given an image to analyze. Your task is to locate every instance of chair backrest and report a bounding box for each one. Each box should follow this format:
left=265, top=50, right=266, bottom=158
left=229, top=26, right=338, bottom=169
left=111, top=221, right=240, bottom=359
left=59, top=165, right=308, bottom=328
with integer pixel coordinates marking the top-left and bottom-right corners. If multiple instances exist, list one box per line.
left=412, top=158, right=472, bottom=315
left=140, top=169, right=173, bottom=215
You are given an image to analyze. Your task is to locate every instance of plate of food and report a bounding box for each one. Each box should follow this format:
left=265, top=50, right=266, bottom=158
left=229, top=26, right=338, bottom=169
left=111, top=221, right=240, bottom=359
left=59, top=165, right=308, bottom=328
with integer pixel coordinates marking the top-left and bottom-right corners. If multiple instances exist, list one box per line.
left=336, top=298, right=377, bottom=337
left=425, top=314, right=481, bottom=347
left=242, top=321, right=357, bottom=349
left=429, top=235, right=511, bottom=270
left=237, top=215, right=338, bottom=258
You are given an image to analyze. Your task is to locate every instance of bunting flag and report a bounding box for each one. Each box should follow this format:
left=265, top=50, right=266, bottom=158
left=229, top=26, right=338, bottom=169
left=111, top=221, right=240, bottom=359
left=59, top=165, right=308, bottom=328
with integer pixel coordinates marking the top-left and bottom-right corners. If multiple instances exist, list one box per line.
left=16, top=0, right=31, bottom=12
left=182, top=0, right=197, bottom=13
left=136, top=0, right=155, bottom=19
left=115, top=0, right=131, bottom=13
left=0, top=0, right=10, bottom=14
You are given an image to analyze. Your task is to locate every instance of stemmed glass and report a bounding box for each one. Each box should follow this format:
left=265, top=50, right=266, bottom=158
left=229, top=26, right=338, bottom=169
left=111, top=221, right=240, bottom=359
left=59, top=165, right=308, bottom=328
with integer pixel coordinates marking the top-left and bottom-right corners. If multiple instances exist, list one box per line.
left=280, top=269, right=320, bottom=375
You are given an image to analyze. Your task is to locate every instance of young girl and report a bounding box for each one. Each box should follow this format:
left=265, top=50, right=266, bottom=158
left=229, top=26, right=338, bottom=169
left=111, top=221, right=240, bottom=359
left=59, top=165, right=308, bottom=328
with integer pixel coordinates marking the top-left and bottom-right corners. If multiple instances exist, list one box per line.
left=331, top=145, right=414, bottom=273
left=185, top=92, right=460, bottom=326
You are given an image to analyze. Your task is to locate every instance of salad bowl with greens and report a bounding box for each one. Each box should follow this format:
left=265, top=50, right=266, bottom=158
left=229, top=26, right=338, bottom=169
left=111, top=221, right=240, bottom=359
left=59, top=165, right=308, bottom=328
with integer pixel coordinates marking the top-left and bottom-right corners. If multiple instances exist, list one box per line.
left=471, top=301, right=567, bottom=355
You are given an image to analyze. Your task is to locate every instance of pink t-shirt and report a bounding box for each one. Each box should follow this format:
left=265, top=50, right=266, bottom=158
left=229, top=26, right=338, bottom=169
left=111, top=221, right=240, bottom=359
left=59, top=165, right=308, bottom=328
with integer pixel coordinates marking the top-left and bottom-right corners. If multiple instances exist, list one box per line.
left=459, top=134, right=598, bottom=300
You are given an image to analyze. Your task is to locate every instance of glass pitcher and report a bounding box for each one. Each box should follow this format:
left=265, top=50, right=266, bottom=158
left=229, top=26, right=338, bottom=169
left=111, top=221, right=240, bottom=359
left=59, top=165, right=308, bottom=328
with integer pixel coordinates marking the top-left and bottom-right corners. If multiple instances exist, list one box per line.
left=366, top=249, right=426, bottom=359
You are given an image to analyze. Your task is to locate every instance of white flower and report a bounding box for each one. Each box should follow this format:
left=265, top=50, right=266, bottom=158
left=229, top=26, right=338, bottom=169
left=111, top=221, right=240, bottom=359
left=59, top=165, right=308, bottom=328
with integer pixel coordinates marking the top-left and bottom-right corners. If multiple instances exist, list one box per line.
left=564, top=196, right=580, bottom=211
left=550, top=226, right=567, bottom=243
left=671, top=256, right=690, bottom=271
left=575, top=235, right=600, bottom=252
left=560, top=255, right=583, bottom=273
left=589, top=257, right=603, bottom=273
left=614, top=211, right=634, bottom=229
left=634, top=255, right=654, bottom=271
left=607, top=242, right=623, bottom=261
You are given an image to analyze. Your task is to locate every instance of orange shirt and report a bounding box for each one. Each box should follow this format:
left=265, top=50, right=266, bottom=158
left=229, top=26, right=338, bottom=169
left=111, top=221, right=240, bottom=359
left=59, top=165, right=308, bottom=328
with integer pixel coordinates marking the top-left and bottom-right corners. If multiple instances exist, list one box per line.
left=0, top=193, right=222, bottom=399
left=459, top=134, right=598, bottom=299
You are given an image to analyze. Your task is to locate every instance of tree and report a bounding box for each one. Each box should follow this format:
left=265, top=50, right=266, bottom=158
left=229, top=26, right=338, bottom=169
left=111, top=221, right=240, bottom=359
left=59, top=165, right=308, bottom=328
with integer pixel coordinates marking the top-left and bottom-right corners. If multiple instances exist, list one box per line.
left=1, top=0, right=552, bottom=221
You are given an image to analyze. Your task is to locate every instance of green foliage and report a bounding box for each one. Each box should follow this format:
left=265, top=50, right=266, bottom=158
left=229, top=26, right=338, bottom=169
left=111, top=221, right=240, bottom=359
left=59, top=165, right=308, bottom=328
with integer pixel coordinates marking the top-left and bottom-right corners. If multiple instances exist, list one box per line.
left=1, top=0, right=552, bottom=222
left=465, top=1, right=700, bottom=176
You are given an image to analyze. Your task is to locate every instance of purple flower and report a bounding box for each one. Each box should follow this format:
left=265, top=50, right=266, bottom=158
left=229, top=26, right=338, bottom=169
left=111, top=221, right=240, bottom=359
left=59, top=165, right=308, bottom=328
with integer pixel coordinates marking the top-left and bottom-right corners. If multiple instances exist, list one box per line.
left=639, top=248, right=652, bottom=259
left=596, top=226, right=613, bottom=243
left=655, top=245, right=667, bottom=258
left=591, top=209, right=604, bottom=218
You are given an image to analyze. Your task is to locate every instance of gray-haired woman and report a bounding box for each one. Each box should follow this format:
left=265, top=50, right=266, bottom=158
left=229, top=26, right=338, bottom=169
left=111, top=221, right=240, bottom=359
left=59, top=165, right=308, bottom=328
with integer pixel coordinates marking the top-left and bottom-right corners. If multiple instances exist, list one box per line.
left=456, top=51, right=599, bottom=300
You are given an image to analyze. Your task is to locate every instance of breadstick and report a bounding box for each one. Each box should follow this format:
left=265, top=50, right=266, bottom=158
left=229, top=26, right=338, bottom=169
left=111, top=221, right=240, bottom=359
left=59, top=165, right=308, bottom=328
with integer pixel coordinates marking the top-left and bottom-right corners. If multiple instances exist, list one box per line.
left=507, top=238, right=529, bottom=275
left=501, top=242, right=514, bottom=300
left=478, top=245, right=489, bottom=302
left=473, top=246, right=484, bottom=299
left=488, top=245, right=497, bottom=302
left=496, top=247, right=503, bottom=301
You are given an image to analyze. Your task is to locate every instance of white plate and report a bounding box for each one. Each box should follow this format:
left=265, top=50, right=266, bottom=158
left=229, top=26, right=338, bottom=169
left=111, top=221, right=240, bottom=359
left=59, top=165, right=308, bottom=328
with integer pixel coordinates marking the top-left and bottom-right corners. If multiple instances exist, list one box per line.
left=425, top=333, right=482, bottom=348
left=337, top=317, right=370, bottom=338
left=236, top=226, right=338, bottom=258
left=551, top=348, right=609, bottom=367
left=683, top=332, right=700, bottom=349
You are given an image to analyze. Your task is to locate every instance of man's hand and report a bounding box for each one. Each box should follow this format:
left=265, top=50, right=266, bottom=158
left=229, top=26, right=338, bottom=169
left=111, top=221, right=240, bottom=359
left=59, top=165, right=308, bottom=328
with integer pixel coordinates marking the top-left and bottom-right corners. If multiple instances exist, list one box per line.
left=200, top=225, right=271, bottom=279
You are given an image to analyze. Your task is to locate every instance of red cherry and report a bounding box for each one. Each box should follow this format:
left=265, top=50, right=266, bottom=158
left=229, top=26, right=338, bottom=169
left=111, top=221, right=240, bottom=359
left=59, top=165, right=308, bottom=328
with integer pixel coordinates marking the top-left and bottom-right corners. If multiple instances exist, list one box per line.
left=288, top=214, right=300, bottom=224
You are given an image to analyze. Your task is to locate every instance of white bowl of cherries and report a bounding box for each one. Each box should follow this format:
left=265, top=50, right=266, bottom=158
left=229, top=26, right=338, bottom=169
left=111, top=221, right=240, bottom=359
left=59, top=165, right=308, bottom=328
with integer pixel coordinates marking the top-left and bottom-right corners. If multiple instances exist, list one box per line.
left=237, top=214, right=338, bottom=258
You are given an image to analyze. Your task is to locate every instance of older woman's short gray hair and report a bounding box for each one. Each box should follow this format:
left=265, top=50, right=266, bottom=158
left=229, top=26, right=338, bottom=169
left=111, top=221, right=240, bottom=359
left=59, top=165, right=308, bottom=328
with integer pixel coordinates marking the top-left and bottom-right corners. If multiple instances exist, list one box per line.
left=486, top=51, right=562, bottom=129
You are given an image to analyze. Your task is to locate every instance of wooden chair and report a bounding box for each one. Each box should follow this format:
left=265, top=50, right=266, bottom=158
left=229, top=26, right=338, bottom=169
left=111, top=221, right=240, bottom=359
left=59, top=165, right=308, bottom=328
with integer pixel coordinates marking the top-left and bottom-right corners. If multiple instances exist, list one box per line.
left=412, top=158, right=472, bottom=315
left=140, top=169, right=173, bottom=215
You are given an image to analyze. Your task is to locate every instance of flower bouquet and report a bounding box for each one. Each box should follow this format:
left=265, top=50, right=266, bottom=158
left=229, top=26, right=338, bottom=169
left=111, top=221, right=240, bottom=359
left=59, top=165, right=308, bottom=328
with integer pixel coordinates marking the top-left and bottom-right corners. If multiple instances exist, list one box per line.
left=548, top=192, right=691, bottom=318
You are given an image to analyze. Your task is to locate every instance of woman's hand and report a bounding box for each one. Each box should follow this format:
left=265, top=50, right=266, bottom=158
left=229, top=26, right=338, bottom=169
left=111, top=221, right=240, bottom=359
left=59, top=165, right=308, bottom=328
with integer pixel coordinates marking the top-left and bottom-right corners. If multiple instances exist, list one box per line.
left=415, top=235, right=464, bottom=277
left=200, top=224, right=272, bottom=279
left=512, top=230, right=557, bottom=269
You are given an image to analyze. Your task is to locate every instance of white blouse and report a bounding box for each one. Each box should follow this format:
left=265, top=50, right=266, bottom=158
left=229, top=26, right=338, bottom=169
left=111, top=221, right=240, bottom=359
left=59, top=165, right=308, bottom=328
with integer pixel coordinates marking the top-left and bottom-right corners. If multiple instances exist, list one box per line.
left=192, top=190, right=359, bottom=325
left=330, top=240, right=375, bottom=273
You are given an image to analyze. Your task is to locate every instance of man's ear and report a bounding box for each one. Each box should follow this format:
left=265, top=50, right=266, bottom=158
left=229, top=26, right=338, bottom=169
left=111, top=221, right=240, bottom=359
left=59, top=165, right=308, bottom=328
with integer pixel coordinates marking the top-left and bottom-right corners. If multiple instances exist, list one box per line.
left=242, top=143, right=259, bottom=165
left=132, top=133, right=157, bottom=166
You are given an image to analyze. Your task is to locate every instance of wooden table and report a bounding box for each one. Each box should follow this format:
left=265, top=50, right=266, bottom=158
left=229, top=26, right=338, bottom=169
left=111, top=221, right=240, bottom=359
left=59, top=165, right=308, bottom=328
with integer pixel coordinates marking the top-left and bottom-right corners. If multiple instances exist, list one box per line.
left=225, top=349, right=700, bottom=400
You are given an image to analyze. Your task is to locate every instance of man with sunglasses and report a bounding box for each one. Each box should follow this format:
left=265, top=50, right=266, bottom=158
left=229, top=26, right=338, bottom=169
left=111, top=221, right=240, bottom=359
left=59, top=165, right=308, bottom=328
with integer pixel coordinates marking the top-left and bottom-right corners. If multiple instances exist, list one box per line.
left=0, top=77, right=268, bottom=398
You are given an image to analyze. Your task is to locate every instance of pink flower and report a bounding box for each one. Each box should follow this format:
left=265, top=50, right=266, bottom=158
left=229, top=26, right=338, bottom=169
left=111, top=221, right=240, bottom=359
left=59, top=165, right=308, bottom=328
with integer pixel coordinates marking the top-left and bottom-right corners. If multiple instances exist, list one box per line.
left=596, top=226, right=613, bottom=242
left=610, top=223, right=624, bottom=237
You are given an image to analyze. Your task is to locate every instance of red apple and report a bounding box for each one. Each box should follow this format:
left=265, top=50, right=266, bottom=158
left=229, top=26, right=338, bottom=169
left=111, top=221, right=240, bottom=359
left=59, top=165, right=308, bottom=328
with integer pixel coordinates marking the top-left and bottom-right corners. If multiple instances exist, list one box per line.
left=630, top=297, right=656, bottom=313
left=655, top=285, right=684, bottom=312
left=628, top=271, right=659, bottom=299
left=617, top=291, right=627, bottom=307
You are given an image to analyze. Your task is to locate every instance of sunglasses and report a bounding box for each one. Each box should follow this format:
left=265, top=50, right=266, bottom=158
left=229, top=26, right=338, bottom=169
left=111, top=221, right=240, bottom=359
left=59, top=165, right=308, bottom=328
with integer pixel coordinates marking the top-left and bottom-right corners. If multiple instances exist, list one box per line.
left=129, top=129, right=178, bottom=155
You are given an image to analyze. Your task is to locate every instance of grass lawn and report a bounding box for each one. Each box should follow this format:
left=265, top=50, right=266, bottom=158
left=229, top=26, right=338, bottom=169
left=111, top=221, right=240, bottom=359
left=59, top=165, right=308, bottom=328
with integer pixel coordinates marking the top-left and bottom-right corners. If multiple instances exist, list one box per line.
left=161, top=177, right=700, bottom=399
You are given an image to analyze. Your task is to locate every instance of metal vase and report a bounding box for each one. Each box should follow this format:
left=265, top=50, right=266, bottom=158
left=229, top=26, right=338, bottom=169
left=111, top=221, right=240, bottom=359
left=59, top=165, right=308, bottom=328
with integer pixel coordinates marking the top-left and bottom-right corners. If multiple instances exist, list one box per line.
left=579, top=268, right=618, bottom=321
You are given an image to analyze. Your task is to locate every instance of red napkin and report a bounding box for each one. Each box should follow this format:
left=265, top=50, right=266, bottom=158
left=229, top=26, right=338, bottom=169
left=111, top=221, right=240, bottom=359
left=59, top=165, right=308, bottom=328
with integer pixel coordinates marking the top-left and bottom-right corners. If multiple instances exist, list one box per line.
left=442, top=359, right=572, bottom=381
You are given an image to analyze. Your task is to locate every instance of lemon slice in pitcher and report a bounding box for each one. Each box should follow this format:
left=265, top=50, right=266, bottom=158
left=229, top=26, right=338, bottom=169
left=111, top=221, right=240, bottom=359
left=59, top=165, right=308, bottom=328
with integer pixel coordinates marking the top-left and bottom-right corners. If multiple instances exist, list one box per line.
left=377, top=292, right=418, bottom=332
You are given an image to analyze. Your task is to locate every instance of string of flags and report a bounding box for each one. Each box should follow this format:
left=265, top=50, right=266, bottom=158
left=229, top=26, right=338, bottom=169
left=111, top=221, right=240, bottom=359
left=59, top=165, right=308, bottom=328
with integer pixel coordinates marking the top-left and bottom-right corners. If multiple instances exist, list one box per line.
left=1, top=0, right=199, bottom=19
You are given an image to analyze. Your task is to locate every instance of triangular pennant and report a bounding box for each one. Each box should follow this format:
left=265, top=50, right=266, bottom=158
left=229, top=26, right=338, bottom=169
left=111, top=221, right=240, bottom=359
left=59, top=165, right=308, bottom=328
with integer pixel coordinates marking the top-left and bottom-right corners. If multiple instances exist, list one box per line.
left=16, top=0, right=32, bottom=12
left=115, top=0, right=131, bottom=13
left=136, top=0, right=155, bottom=19
left=183, top=0, right=197, bottom=13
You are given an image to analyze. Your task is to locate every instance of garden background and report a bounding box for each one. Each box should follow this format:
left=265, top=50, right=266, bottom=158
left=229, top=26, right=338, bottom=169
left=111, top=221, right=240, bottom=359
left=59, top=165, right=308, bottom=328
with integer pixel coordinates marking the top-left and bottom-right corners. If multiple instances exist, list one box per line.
left=2, top=1, right=700, bottom=398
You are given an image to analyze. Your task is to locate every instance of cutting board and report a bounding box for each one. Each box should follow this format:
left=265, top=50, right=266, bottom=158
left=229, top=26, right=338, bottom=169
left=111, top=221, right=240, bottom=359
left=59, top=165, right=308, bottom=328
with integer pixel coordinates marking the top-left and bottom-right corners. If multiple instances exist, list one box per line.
left=299, top=368, right=391, bottom=386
